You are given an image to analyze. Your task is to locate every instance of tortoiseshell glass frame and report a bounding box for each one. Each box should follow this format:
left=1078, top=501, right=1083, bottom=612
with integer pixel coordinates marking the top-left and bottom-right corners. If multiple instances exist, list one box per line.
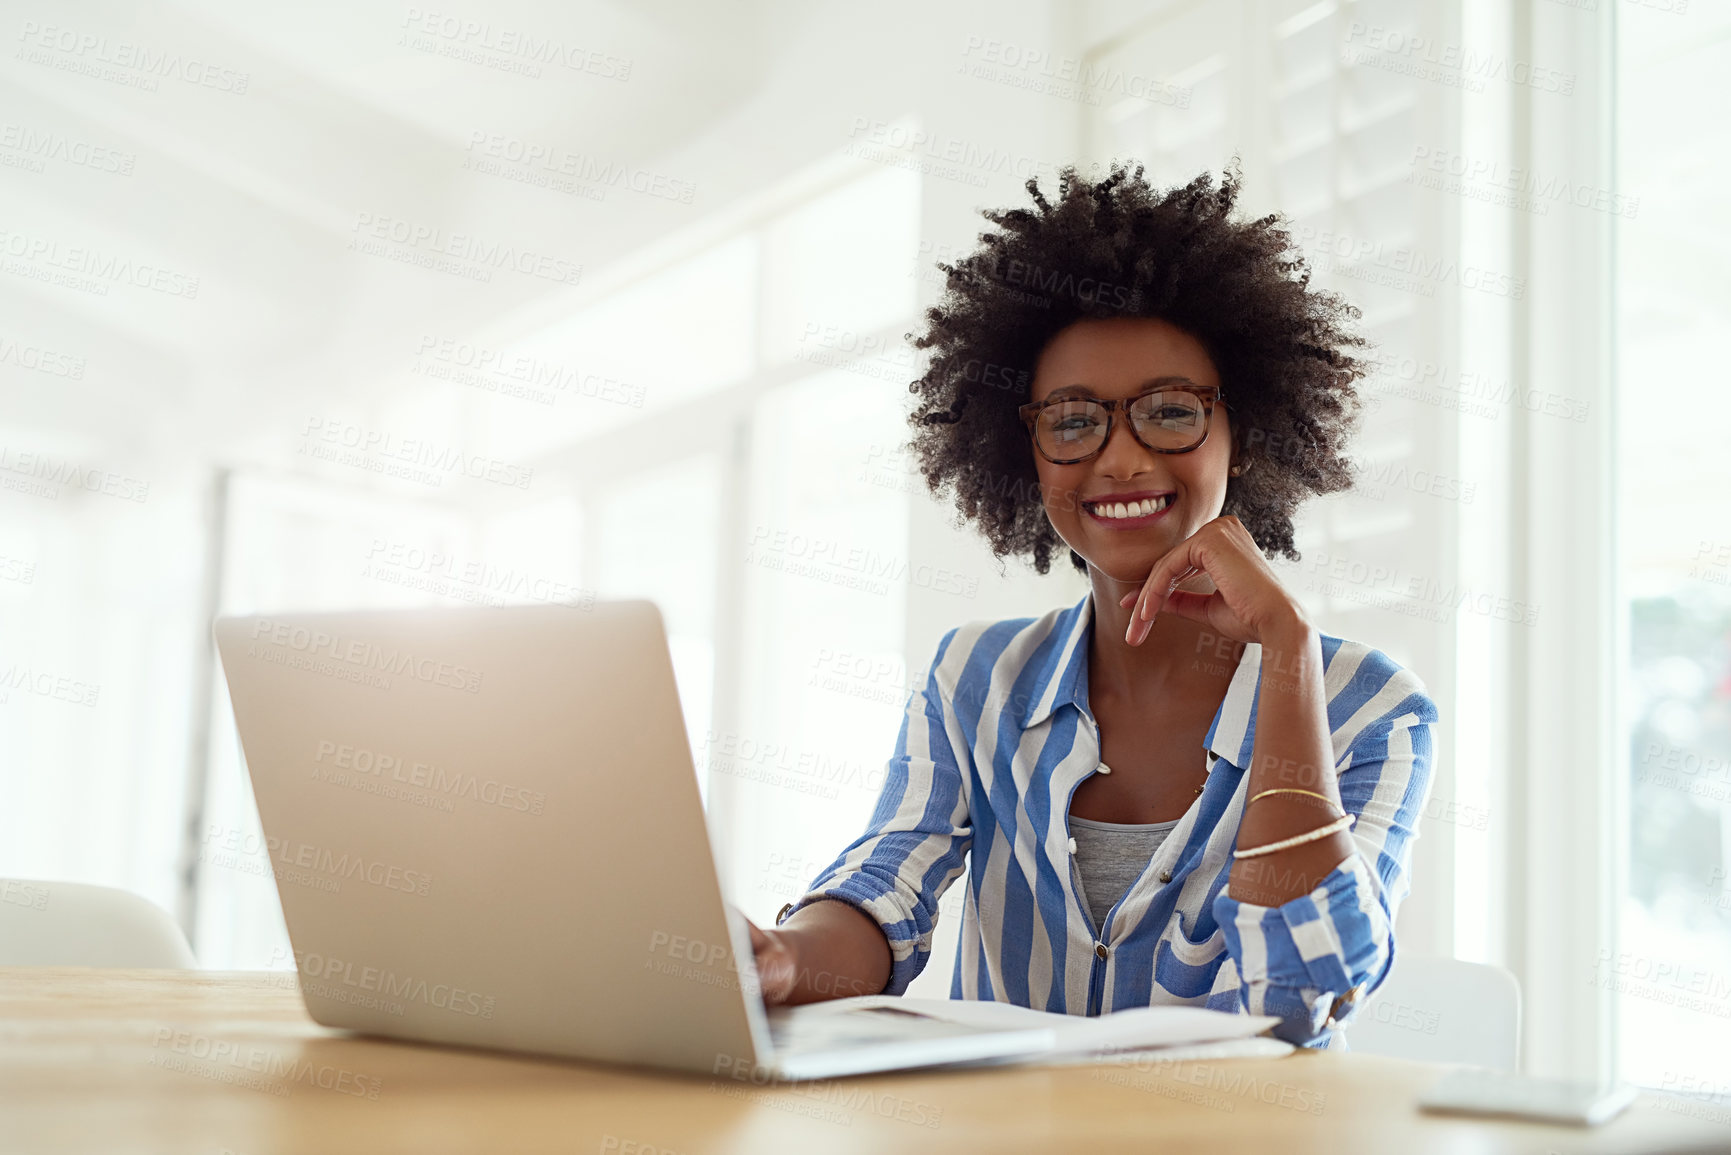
left=1017, top=383, right=1227, bottom=464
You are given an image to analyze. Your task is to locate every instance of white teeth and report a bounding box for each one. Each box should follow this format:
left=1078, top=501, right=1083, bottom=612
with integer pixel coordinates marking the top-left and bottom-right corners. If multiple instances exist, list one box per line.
left=1090, top=495, right=1171, bottom=519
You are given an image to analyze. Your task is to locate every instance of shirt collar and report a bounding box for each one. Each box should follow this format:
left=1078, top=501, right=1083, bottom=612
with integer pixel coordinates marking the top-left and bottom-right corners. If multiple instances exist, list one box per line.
left=1018, top=590, right=1263, bottom=770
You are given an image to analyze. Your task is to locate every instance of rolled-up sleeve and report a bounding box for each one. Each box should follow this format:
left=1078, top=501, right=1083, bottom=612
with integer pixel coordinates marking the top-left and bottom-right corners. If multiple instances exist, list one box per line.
left=1212, top=679, right=1438, bottom=1047
left=781, top=632, right=973, bottom=995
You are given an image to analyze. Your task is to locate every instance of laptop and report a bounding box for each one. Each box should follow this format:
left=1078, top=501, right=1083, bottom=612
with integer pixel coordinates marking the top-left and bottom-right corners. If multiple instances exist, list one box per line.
left=212, top=599, right=1059, bottom=1080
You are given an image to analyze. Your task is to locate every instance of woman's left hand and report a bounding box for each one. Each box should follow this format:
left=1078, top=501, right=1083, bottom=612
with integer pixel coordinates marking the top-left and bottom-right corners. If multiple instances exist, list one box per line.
left=1118, top=515, right=1310, bottom=647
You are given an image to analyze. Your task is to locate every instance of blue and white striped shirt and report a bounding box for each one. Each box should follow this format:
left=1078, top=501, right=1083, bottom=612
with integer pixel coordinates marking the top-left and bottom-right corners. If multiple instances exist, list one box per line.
left=785, top=590, right=1439, bottom=1047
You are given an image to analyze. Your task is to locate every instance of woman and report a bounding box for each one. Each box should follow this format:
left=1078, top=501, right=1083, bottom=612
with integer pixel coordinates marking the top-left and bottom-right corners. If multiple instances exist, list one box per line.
left=745, top=161, right=1438, bottom=1048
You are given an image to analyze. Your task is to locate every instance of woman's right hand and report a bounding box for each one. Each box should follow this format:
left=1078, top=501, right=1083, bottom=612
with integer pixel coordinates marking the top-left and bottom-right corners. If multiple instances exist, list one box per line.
left=744, top=916, right=801, bottom=1006
left=738, top=900, right=893, bottom=1006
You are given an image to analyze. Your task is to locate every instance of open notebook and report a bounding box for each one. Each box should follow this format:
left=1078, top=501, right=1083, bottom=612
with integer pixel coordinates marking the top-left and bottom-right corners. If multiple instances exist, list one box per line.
left=770, top=996, right=1291, bottom=1075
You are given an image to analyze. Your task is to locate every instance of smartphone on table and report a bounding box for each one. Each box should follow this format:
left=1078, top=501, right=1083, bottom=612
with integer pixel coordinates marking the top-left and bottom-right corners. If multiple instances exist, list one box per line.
left=1417, top=1067, right=1639, bottom=1126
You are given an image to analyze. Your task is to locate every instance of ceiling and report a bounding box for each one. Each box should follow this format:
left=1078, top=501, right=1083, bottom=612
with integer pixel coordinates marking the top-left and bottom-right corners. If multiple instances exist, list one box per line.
left=0, top=0, right=809, bottom=470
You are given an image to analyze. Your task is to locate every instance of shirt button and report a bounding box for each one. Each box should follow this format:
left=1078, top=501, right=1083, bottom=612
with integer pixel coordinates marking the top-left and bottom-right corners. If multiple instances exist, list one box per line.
left=1068, top=837, right=1078, bottom=854
left=1158, top=870, right=1172, bottom=883
left=1095, top=942, right=1110, bottom=960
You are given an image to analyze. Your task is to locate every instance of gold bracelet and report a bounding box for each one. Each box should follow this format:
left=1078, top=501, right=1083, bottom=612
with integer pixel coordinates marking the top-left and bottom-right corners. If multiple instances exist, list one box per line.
left=1232, top=813, right=1356, bottom=859
left=1247, top=788, right=1345, bottom=818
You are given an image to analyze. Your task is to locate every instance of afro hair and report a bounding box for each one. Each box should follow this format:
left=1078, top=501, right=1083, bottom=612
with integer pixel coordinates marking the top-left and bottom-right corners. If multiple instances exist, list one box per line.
left=904, top=159, right=1368, bottom=575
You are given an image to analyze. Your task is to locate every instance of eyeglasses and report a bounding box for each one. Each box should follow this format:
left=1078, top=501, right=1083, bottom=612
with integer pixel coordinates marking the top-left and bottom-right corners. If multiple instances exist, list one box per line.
left=1017, top=383, right=1226, bottom=465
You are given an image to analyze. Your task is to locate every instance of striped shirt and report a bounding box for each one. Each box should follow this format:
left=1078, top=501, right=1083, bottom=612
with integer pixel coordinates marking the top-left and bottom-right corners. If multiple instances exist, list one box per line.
left=784, top=590, right=1439, bottom=1047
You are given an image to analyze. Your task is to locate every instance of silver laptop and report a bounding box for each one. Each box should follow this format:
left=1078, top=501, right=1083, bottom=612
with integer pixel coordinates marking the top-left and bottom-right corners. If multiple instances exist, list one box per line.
left=213, top=599, right=1054, bottom=1079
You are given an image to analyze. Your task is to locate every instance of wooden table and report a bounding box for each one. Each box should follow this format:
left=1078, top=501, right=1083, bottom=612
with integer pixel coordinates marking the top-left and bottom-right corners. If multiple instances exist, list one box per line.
left=3, top=969, right=1727, bottom=1155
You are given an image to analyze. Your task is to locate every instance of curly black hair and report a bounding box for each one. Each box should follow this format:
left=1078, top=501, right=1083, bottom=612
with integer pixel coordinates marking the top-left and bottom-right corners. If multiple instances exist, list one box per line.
left=904, top=159, right=1368, bottom=576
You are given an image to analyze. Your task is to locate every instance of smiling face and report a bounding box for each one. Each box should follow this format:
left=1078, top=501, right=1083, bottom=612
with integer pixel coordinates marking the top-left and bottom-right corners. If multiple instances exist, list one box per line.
left=1028, top=316, right=1234, bottom=585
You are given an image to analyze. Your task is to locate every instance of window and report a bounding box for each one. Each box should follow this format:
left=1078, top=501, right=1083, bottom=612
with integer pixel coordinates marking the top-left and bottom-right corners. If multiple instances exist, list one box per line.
left=726, top=366, right=913, bottom=918
left=1615, top=0, right=1731, bottom=1092
left=195, top=471, right=584, bottom=965
left=188, top=158, right=926, bottom=968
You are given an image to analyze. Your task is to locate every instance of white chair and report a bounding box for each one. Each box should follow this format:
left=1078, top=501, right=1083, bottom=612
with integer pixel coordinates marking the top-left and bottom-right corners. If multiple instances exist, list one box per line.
left=0, top=879, right=197, bottom=968
left=1342, top=954, right=1520, bottom=1070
